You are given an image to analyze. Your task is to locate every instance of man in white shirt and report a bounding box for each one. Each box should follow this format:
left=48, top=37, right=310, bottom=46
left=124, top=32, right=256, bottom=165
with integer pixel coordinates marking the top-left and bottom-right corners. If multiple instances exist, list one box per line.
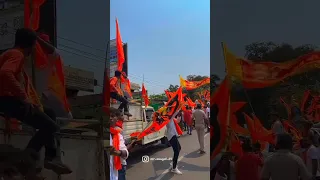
left=261, top=133, right=311, bottom=180
left=109, top=108, right=129, bottom=180
left=307, top=129, right=320, bottom=179
left=165, top=108, right=183, bottom=175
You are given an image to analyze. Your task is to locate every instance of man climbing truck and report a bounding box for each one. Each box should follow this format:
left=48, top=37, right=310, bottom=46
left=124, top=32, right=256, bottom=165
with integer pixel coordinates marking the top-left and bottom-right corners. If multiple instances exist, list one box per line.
left=110, top=70, right=132, bottom=117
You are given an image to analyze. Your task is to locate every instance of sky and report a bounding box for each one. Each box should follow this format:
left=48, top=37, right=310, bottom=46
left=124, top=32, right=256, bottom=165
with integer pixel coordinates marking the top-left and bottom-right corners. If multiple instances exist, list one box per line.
left=56, top=0, right=109, bottom=94
left=110, top=0, right=210, bottom=94
left=211, top=0, right=320, bottom=80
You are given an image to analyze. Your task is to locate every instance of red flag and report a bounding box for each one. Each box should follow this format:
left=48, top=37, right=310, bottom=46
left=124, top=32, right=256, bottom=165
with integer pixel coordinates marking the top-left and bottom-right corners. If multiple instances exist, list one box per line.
left=186, top=97, right=196, bottom=107
left=211, top=78, right=230, bottom=160
left=138, top=116, right=170, bottom=139
left=165, top=90, right=174, bottom=99
left=142, top=83, right=149, bottom=107
left=47, top=56, right=70, bottom=112
left=116, top=18, right=125, bottom=71
left=137, top=87, right=184, bottom=139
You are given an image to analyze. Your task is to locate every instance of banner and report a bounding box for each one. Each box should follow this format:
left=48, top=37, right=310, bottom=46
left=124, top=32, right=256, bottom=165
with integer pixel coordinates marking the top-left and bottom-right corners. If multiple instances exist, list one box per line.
left=180, top=76, right=210, bottom=90
left=239, top=52, right=320, bottom=88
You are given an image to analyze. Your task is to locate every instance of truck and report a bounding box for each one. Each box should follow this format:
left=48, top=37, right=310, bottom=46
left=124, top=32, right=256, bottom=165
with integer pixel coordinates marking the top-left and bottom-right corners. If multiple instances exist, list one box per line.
left=0, top=117, right=107, bottom=180
left=110, top=101, right=167, bottom=145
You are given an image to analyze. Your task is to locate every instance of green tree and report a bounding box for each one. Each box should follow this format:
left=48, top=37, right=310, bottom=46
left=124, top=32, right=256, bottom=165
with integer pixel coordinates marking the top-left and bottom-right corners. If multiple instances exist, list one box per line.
left=168, top=84, right=179, bottom=92
left=149, top=93, right=167, bottom=101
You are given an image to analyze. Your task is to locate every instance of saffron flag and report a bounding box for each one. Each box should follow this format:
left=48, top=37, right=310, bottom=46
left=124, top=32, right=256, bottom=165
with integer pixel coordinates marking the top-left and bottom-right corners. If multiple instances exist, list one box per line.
left=211, top=78, right=230, bottom=160
left=116, top=18, right=125, bottom=71
left=120, top=75, right=132, bottom=98
left=179, top=75, right=210, bottom=90
left=24, top=0, right=48, bottom=69
left=137, top=87, right=184, bottom=139
left=165, top=90, right=174, bottom=99
left=47, top=56, right=70, bottom=112
left=222, top=43, right=243, bottom=79
left=241, top=53, right=320, bottom=89
left=142, top=83, right=149, bottom=107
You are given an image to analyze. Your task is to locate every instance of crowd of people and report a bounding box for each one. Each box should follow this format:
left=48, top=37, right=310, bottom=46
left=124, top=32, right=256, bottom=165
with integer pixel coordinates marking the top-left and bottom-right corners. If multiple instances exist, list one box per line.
left=108, top=100, right=210, bottom=180
left=211, top=108, right=320, bottom=180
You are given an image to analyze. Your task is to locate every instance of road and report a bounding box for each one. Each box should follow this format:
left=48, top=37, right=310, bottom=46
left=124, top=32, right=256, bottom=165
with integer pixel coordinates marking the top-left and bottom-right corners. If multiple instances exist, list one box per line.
left=126, top=131, right=210, bottom=180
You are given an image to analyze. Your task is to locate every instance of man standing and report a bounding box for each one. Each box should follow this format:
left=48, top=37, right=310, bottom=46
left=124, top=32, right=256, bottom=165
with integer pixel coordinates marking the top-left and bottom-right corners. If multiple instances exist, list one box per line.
left=261, top=133, right=311, bottom=180
left=0, top=28, right=70, bottom=174
left=109, top=107, right=129, bottom=180
left=183, top=106, right=193, bottom=135
left=236, top=142, right=263, bottom=180
left=306, top=129, right=320, bottom=179
left=161, top=107, right=183, bottom=175
left=110, top=70, right=132, bottom=117
left=192, top=104, right=208, bottom=154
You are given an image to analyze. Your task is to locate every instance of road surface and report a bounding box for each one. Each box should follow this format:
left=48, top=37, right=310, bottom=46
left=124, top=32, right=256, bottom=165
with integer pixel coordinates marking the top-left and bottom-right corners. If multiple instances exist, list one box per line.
left=126, top=131, right=210, bottom=180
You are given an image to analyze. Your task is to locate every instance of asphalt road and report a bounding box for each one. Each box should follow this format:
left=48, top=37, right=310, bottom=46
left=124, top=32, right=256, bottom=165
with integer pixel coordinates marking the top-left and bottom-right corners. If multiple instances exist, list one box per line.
left=126, top=131, right=210, bottom=180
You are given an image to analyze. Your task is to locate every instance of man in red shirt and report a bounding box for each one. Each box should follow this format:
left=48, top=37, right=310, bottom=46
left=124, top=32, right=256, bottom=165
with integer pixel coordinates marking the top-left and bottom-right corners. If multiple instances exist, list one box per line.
left=183, top=106, right=193, bottom=135
left=110, top=70, right=131, bottom=116
left=235, top=141, right=263, bottom=180
left=0, top=28, right=70, bottom=174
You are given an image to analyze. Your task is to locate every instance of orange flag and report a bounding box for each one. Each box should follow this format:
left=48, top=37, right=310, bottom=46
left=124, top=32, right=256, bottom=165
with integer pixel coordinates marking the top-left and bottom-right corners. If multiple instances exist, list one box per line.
left=137, top=87, right=184, bottom=139
left=47, top=57, right=70, bottom=112
left=180, top=76, right=210, bottom=90
left=24, top=0, right=48, bottom=68
left=211, top=78, right=230, bottom=160
left=229, top=102, right=249, bottom=136
left=142, top=83, right=149, bottom=107
left=116, top=18, right=125, bottom=71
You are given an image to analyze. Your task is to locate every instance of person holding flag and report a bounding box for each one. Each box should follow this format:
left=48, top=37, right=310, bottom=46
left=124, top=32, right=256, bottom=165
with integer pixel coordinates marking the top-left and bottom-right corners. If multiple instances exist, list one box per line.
left=108, top=107, right=129, bottom=180
left=110, top=70, right=132, bottom=117
left=159, top=106, right=183, bottom=175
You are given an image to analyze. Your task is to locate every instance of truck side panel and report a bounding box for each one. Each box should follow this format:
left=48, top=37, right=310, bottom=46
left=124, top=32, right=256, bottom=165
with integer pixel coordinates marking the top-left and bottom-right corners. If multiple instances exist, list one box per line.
left=0, top=134, right=105, bottom=180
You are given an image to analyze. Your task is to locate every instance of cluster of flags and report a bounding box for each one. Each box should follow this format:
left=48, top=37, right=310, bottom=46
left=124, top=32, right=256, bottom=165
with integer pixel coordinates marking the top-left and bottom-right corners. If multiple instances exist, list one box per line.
left=130, top=87, right=184, bottom=139
left=211, top=43, right=320, bottom=160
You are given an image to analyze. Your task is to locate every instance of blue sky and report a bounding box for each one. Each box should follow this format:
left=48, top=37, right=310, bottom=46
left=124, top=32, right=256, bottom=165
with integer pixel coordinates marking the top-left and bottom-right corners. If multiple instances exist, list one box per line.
left=110, top=0, right=210, bottom=94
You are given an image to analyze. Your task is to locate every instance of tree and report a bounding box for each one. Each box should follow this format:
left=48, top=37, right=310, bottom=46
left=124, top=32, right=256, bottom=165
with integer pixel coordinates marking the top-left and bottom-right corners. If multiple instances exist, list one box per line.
left=245, top=42, right=317, bottom=62
left=149, top=93, right=167, bottom=101
left=168, top=84, right=179, bottom=92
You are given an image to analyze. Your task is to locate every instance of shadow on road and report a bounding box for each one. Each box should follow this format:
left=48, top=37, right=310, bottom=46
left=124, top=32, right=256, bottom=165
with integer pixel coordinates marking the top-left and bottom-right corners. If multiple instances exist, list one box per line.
left=184, top=150, right=205, bottom=158
left=146, top=161, right=210, bottom=180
